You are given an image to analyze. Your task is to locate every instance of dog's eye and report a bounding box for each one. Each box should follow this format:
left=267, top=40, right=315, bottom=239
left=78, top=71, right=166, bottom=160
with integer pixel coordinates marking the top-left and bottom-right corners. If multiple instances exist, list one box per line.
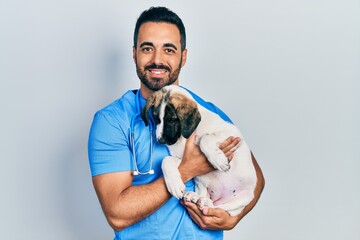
left=168, top=115, right=177, bottom=122
left=152, top=111, right=161, bottom=124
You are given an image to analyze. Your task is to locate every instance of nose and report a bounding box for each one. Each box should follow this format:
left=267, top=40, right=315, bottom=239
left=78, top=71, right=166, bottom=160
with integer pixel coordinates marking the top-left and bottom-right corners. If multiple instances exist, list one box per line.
left=153, top=49, right=165, bottom=66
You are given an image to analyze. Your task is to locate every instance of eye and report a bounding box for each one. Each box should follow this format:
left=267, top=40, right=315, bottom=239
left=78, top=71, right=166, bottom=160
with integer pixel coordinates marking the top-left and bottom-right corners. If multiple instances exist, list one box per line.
left=152, top=111, right=161, bottom=124
left=142, top=47, right=153, bottom=53
left=164, top=48, right=175, bottom=54
left=168, top=115, right=177, bottom=122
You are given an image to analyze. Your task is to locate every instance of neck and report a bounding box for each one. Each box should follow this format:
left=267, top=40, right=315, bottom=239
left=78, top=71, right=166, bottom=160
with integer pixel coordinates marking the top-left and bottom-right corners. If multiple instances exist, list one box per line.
left=139, top=81, right=180, bottom=99
left=139, top=85, right=153, bottom=99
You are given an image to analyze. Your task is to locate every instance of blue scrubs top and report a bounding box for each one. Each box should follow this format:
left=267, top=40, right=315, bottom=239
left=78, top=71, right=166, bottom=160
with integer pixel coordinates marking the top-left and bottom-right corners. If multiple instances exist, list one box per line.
left=88, top=86, right=232, bottom=240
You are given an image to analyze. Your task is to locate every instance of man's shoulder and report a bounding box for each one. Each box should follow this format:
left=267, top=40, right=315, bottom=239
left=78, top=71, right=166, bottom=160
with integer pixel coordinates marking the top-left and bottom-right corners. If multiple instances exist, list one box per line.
left=180, top=86, right=212, bottom=107
left=181, top=86, right=232, bottom=123
left=93, top=90, right=137, bottom=124
left=97, top=90, right=136, bottom=114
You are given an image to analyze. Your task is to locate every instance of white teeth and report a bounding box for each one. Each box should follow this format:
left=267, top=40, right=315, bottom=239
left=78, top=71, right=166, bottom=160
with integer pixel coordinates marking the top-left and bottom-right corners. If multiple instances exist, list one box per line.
left=152, top=70, right=164, bottom=74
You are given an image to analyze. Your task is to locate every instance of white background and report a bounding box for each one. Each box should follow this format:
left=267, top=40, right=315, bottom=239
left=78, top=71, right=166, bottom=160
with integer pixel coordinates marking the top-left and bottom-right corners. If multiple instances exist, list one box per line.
left=1, top=0, right=359, bottom=239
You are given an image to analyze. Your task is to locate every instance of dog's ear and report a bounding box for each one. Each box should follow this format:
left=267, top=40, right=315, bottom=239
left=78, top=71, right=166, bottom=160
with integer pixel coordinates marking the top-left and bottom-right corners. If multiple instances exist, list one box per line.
left=169, top=93, right=201, bottom=138
left=141, top=90, right=164, bottom=126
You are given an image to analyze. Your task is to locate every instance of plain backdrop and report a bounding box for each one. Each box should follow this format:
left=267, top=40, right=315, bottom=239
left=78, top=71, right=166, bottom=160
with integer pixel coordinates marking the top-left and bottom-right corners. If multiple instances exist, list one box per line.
left=1, top=0, right=359, bottom=239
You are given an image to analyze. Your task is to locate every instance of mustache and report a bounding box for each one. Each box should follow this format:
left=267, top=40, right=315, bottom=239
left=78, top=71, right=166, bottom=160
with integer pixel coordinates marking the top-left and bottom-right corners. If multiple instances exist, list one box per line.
left=145, top=64, right=171, bottom=72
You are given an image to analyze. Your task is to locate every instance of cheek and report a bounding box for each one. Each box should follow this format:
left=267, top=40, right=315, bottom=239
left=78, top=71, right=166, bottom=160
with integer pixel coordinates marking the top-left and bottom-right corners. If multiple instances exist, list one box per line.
left=169, top=58, right=182, bottom=69
left=136, top=53, right=152, bottom=68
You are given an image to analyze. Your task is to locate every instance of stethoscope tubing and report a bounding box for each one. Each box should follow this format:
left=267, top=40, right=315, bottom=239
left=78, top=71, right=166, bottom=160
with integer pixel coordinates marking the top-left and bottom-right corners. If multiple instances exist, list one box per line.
left=130, top=90, right=155, bottom=175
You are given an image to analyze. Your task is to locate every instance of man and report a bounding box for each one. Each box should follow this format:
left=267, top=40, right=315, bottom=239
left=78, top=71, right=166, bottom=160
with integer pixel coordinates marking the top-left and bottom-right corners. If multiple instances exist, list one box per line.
left=88, top=6, right=265, bottom=239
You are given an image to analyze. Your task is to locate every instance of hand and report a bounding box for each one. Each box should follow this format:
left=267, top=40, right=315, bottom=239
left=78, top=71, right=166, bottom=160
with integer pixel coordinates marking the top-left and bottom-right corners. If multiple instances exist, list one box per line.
left=180, top=200, right=238, bottom=230
left=178, top=134, right=241, bottom=182
left=219, top=136, right=241, bottom=161
left=178, top=133, right=213, bottom=182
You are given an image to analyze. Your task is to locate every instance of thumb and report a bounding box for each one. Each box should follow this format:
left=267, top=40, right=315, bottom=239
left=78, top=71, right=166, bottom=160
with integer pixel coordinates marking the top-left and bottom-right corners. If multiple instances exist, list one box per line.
left=202, top=207, right=217, bottom=216
left=185, top=132, right=196, bottom=144
left=202, top=207, right=230, bottom=217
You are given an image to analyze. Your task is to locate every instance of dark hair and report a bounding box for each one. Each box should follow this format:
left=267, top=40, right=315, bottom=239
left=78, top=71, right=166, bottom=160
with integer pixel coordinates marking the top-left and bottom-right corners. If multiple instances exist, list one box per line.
left=133, top=6, right=186, bottom=51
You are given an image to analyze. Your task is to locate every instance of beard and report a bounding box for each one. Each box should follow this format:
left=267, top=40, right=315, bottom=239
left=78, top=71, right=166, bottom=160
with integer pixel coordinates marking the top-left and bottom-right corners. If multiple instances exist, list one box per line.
left=136, top=60, right=182, bottom=91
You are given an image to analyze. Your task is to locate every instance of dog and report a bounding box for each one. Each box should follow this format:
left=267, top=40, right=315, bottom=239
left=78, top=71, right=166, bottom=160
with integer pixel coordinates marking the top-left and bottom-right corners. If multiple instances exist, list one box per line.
left=141, top=85, right=257, bottom=216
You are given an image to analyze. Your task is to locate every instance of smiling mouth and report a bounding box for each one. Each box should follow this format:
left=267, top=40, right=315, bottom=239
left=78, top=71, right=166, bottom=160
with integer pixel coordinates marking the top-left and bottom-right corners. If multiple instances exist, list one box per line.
left=147, top=68, right=170, bottom=78
left=145, top=64, right=171, bottom=73
left=149, top=69, right=167, bottom=75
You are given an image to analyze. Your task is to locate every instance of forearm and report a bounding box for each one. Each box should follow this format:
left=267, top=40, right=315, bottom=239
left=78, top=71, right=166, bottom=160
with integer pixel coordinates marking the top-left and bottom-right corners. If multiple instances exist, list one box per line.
left=233, top=152, right=265, bottom=224
left=94, top=175, right=171, bottom=231
left=117, top=178, right=170, bottom=226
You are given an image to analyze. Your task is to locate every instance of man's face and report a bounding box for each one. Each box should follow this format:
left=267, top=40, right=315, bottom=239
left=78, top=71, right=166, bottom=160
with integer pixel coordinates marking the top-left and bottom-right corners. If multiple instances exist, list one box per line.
left=133, top=22, right=187, bottom=95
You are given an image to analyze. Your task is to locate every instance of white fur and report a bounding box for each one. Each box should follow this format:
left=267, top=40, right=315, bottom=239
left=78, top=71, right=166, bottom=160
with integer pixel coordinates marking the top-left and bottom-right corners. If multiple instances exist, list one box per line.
left=155, top=99, right=166, bottom=139
left=159, top=85, right=257, bottom=216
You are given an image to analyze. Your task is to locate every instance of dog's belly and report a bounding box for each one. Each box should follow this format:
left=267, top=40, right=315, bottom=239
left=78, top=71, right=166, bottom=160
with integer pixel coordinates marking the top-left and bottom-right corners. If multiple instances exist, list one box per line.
left=198, top=171, right=245, bottom=206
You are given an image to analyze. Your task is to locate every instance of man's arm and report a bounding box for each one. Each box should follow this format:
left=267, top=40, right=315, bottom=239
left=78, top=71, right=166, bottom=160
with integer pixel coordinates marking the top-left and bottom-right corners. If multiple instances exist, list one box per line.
left=92, top=172, right=171, bottom=231
left=182, top=152, right=265, bottom=230
left=92, top=134, right=240, bottom=232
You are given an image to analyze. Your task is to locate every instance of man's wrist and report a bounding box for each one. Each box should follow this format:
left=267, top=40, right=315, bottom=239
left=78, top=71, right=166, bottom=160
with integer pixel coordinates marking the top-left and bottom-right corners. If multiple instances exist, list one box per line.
left=178, top=164, right=193, bottom=183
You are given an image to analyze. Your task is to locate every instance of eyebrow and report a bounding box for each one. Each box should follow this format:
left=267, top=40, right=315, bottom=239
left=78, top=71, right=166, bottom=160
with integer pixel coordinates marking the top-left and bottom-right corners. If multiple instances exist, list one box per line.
left=139, top=42, right=178, bottom=51
left=163, top=43, right=178, bottom=51
left=139, top=42, right=154, bottom=48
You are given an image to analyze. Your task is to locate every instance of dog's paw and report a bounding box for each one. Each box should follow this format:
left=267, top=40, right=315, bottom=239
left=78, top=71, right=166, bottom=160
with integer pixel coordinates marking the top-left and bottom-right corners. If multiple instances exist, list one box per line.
left=162, top=157, right=185, bottom=199
left=196, top=196, right=214, bottom=210
left=199, top=137, right=231, bottom=171
left=183, top=191, right=199, bottom=203
left=164, top=174, right=186, bottom=199
left=208, top=148, right=230, bottom=172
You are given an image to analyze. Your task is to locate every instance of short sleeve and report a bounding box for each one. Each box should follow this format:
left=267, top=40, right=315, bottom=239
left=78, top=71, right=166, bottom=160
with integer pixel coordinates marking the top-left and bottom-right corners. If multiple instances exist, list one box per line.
left=181, top=86, right=233, bottom=124
left=202, top=102, right=233, bottom=124
left=88, top=111, right=133, bottom=176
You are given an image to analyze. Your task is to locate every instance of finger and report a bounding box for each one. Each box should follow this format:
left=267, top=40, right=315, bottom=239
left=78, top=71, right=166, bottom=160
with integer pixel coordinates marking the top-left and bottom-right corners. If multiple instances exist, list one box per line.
left=184, top=201, right=212, bottom=220
left=218, top=137, right=234, bottom=150
left=183, top=201, right=206, bottom=226
left=220, top=137, right=241, bottom=152
left=202, top=207, right=228, bottom=218
left=185, top=132, right=196, bottom=145
left=184, top=133, right=202, bottom=156
left=183, top=200, right=201, bottom=212
left=227, top=152, right=235, bottom=161
left=221, top=137, right=241, bottom=156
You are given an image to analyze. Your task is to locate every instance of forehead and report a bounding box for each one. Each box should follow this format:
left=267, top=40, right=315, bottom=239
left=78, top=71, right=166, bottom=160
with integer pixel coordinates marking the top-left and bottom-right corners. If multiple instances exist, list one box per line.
left=137, top=22, right=181, bottom=48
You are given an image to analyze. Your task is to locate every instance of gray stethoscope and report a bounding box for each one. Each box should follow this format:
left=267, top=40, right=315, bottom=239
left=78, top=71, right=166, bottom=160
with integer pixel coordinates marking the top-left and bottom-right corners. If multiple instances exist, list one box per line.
left=130, top=90, right=155, bottom=175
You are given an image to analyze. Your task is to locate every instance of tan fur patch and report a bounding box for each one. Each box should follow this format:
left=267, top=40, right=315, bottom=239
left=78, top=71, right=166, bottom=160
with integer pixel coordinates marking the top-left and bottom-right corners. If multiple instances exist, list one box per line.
left=168, top=93, right=197, bottom=114
left=141, top=90, right=165, bottom=126
left=168, top=92, right=201, bottom=138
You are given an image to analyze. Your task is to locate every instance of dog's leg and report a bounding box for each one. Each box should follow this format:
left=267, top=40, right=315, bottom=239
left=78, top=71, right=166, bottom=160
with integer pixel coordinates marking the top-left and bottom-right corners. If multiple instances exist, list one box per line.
left=199, top=134, right=230, bottom=171
left=183, top=179, right=215, bottom=210
left=162, top=156, right=185, bottom=199
left=196, top=180, right=215, bottom=210
left=183, top=179, right=202, bottom=203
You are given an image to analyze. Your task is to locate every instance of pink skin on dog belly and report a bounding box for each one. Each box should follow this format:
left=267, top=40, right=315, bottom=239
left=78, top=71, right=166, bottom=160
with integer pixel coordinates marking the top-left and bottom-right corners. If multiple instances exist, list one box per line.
left=206, top=173, right=244, bottom=206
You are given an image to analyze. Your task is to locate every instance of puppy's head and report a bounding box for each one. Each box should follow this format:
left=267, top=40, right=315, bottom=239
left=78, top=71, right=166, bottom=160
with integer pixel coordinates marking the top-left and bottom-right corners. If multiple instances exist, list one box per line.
left=141, top=87, right=201, bottom=145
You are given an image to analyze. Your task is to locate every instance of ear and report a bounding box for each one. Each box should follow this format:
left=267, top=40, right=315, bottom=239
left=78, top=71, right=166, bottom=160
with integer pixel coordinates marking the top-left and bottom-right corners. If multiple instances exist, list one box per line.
left=181, top=49, right=188, bottom=68
left=132, top=46, right=137, bottom=64
left=140, top=90, right=164, bottom=126
left=169, top=93, right=201, bottom=138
